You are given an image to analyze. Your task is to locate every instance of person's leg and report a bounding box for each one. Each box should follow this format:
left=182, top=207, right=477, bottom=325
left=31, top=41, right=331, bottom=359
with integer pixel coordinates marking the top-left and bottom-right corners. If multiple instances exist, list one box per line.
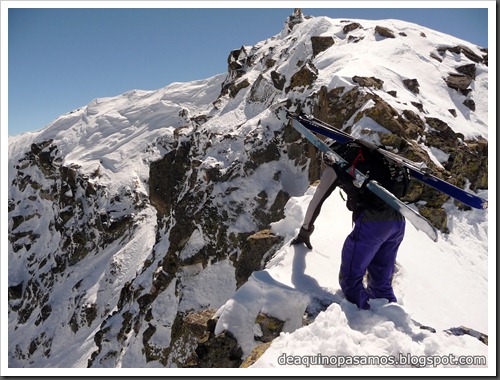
left=339, top=214, right=384, bottom=310
left=366, top=220, right=405, bottom=302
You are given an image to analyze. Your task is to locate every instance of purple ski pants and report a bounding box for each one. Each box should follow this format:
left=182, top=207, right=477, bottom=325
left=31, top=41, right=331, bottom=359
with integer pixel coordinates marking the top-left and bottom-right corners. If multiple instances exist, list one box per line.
left=339, top=211, right=405, bottom=310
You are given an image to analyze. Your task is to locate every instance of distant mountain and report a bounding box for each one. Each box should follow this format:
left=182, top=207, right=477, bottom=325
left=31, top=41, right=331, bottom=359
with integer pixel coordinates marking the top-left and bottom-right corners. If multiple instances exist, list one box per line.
left=8, top=9, right=488, bottom=369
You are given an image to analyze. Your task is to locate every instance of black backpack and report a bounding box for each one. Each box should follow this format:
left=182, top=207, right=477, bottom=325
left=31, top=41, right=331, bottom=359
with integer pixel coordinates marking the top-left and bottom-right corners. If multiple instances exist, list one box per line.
left=330, top=142, right=410, bottom=212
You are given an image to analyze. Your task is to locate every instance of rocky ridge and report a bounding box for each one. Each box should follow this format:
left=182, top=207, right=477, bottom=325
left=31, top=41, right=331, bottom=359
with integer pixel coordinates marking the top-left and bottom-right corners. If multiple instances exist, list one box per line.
left=8, top=9, right=488, bottom=367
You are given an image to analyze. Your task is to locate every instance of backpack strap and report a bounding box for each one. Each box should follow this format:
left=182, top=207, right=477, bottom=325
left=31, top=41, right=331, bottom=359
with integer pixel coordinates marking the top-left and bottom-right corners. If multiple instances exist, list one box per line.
left=346, top=148, right=365, bottom=176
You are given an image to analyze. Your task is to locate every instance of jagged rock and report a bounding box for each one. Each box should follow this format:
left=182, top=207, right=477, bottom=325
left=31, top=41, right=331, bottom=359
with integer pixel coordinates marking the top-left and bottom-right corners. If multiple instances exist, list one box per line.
left=172, top=308, right=286, bottom=368
left=411, top=102, right=424, bottom=112
left=348, top=35, right=364, bottom=43
left=375, top=25, right=395, bottom=38
left=8, top=282, right=23, bottom=300
left=312, top=86, right=371, bottom=130
left=240, top=342, right=272, bottom=368
left=425, top=117, right=457, bottom=140
left=466, top=136, right=488, bottom=157
left=409, top=318, right=492, bottom=345
left=30, top=140, right=58, bottom=178
left=184, top=309, right=218, bottom=339
left=149, top=141, right=192, bottom=216
left=379, top=133, right=404, bottom=150
left=430, top=51, right=443, bottom=62
left=448, top=144, right=488, bottom=191
left=255, top=313, right=285, bottom=342
left=437, top=45, right=484, bottom=64
left=463, top=98, right=476, bottom=111
left=219, top=45, right=253, bottom=98
left=446, top=326, right=488, bottom=345
left=419, top=206, right=449, bottom=233
left=482, top=52, right=488, bottom=66
left=265, top=58, right=276, bottom=69
left=287, top=62, right=318, bottom=92
left=458, top=45, right=484, bottom=63
left=227, top=46, right=248, bottom=79
left=179, top=309, right=286, bottom=368
left=352, top=75, right=384, bottom=89
left=270, top=70, right=286, bottom=90
left=285, top=8, right=304, bottom=32
left=445, top=73, right=473, bottom=91
left=249, top=139, right=280, bottom=166
left=191, top=322, right=243, bottom=368
left=354, top=98, right=401, bottom=135
left=235, top=230, right=284, bottom=288
left=343, top=22, right=361, bottom=34
left=403, top=78, right=420, bottom=94
left=228, top=78, right=250, bottom=98
left=455, top=63, right=476, bottom=79
left=196, top=332, right=243, bottom=368
left=249, top=74, right=279, bottom=103
left=311, top=36, right=335, bottom=56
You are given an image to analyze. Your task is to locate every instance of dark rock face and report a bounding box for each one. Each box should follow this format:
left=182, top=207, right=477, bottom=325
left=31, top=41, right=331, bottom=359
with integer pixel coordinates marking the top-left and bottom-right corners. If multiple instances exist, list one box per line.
left=168, top=308, right=286, bottom=368
left=445, top=73, right=473, bottom=91
left=172, top=309, right=243, bottom=368
left=375, top=25, right=396, bottom=38
left=287, top=62, right=318, bottom=92
left=235, top=230, right=284, bottom=288
left=403, top=78, right=420, bottom=94
left=311, top=36, right=335, bottom=57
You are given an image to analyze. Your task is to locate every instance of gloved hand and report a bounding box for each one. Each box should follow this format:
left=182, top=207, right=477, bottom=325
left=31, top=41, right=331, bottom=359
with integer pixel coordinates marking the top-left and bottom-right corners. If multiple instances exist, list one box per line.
left=291, top=226, right=314, bottom=250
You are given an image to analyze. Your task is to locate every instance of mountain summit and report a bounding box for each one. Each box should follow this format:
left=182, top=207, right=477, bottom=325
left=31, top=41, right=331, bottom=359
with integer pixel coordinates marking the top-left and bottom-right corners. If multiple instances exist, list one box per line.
left=8, top=10, right=488, bottom=370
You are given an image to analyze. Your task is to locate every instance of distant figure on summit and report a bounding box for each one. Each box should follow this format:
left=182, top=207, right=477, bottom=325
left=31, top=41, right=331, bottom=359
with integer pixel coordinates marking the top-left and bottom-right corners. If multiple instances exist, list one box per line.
left=292, top=136, right=410, bottom=310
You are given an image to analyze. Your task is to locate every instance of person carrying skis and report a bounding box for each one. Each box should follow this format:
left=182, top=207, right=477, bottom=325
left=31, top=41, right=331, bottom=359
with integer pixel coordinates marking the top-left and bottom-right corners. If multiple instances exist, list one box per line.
left=292, top=141, right=409, bottom=310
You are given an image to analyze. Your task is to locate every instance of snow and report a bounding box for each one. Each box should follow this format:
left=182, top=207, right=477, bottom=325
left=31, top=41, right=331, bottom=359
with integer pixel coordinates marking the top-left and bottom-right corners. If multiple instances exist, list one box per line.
left=178, top=259, right=237, bottom=312
left=350, top=115, right=392, bottom=146
left=214, top=271, right=310, bottom=355
left=419, top=144, right=451, bottom=169
left=215, top=185, right=492, bottom=373
left=5, top=11, right=494, bottom=376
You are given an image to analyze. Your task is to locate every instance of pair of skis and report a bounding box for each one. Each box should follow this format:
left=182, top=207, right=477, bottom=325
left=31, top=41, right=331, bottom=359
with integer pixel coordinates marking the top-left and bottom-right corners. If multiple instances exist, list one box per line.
left=288, top=112, right=488, bottom=242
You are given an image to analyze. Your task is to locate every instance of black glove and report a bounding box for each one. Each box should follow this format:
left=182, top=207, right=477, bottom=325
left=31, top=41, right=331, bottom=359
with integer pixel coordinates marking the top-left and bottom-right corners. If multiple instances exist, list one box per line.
left=291, top=226, right=315, bottom=250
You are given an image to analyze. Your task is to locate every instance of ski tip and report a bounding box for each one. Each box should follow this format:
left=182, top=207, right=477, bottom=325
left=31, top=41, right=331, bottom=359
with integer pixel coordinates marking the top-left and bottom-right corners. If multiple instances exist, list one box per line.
left=424, top=226, right=439, bottom=242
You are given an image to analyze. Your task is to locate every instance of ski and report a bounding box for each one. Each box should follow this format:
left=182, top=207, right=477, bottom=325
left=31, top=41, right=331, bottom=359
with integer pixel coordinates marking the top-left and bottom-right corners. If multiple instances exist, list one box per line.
left=293, top=113, right=488, bottom=210
left=289, top=113, right=439, bottom=242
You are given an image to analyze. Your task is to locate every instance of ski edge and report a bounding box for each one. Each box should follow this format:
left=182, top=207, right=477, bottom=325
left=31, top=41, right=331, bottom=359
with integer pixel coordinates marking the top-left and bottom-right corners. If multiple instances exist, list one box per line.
left=294, top=113, right=488, bottom=210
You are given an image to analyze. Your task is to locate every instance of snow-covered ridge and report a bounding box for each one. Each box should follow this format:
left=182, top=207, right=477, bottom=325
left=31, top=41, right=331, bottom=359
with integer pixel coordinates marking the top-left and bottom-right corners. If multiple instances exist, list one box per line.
left=7, top=10, right=490, bottom=371
left=216, top=186, right=489, bottom=368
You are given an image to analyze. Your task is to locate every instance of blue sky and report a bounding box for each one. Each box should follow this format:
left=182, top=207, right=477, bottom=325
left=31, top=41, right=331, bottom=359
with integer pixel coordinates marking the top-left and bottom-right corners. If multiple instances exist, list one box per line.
left=6, top=5, right=491, bottom=136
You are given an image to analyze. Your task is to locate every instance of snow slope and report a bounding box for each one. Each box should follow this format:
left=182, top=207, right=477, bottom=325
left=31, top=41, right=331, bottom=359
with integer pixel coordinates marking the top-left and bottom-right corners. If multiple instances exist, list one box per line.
left=215, top=185, right=492, bottom=373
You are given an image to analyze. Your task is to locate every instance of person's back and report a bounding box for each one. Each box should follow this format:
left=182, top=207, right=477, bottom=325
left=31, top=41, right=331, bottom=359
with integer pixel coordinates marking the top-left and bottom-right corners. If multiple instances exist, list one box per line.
left=292, top=140, right=409, bottom=310
left=331, top=141, right=409, bottom=220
